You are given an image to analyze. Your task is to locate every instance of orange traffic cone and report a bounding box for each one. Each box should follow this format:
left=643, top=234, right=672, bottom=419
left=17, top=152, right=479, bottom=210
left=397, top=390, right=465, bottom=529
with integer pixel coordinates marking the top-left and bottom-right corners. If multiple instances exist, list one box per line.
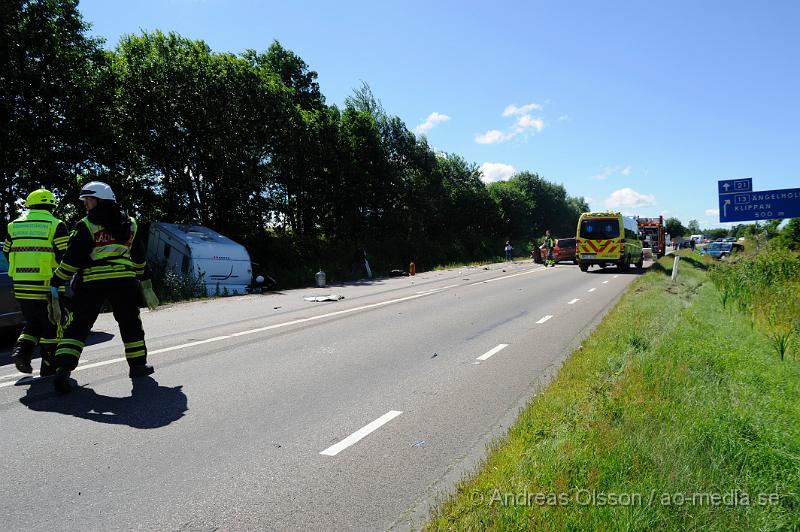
left=409, top=261, right=416, bottom=276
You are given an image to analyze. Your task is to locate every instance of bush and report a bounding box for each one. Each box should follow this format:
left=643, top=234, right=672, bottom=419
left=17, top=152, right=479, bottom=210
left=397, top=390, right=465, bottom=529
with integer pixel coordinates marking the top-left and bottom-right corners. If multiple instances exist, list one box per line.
left=148, top=258, right=208, bottom=303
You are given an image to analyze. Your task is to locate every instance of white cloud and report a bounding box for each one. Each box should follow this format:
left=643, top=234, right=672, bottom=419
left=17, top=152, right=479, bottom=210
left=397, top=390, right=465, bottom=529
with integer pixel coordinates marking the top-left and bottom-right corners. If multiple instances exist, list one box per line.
left=592, top=167, right=615, bottom=180
left=415, top=112, right=450, bottom=134
left=517, top=115, right=545, bottom=132
left=479, top=162, right=516, bottom=183
left=604, top=188, right=656, bottom=210
left=558, top=114, right=570, bottom=121
left=475, top=129, right=512, bottom=144
left=705, top=208, right=719, bottom=216
left=591, top=165, right=633, bottom=180
left=502, top=103, right=542, bottom=117
left=476, top=103, right=548, bottom=144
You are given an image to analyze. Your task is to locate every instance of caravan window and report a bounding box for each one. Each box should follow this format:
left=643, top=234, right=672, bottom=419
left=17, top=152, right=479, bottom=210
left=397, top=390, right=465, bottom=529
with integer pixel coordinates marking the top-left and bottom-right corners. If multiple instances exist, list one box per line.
left=181, top=255, right=189, bottom=274
left=164, top=244, right=171, bottom=259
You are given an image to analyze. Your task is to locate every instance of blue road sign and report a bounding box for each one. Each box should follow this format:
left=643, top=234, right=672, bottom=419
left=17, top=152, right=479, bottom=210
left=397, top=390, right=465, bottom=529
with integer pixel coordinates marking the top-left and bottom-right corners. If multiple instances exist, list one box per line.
left=718, top=186, right=800, bottom=222
left=718, top=178, right=752, bottom=195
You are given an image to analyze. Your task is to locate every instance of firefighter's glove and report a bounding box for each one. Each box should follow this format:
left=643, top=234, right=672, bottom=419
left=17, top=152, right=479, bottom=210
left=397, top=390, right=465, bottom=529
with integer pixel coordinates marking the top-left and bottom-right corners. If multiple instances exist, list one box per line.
left=47, top=287, right=61, bottom=325
left=140, top=279, right=160, bottom=310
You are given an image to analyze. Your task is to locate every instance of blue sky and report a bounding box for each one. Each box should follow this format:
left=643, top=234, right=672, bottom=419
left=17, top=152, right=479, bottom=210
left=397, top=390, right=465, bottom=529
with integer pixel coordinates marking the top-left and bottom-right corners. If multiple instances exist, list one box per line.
left=79, top=0, right=799, bottom=229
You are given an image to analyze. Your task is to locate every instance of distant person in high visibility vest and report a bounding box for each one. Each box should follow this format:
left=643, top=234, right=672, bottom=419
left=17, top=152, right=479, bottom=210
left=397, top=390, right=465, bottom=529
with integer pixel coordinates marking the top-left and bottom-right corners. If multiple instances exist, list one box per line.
left=543, top=230, right=555, bottom=267
left=2, top=189, right=69, bottom=376
left=50, top=182, right=159, bottom=394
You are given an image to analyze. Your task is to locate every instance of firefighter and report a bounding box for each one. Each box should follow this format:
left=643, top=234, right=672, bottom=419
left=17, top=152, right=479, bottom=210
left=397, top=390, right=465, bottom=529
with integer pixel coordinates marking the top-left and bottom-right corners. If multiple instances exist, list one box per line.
left=2, top=189, right=69, bottom=376
left=50, top=181, right=158, bottom=393
left=543, top=230, right=556, bottom=267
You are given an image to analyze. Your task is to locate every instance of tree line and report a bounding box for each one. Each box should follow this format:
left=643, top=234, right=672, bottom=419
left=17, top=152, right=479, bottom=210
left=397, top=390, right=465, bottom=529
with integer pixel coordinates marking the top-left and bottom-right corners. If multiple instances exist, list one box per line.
left=2, top=0, right=589, bottom=285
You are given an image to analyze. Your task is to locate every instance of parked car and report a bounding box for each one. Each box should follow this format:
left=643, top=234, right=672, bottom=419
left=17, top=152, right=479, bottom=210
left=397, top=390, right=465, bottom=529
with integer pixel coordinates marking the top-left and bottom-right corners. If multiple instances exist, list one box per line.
left=724, top=236, right=737, bottom=242
left=0, top=254, right=23, bottom=331
left=700, top=242, right=743, bottom=260
left=537, top=237, right=577, bottom=264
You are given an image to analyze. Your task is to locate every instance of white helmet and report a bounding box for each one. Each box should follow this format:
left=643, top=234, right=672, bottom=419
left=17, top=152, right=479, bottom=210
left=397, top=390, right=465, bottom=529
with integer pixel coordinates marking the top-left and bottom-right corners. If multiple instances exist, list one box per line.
left=79, top=181, right=116, bottom=202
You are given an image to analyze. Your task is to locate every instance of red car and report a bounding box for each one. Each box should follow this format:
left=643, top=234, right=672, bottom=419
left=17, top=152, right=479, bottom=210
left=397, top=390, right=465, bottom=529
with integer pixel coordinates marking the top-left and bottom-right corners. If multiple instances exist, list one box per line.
left=533, top=237, right=577, bottom=264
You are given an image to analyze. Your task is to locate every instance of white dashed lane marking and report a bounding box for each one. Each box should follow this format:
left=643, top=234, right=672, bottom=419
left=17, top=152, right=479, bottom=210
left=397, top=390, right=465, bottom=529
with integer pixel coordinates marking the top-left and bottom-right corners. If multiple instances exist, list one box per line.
left=536, top=315, right=553, bottom=324
left=320, top=410, right=403, bottom=456
left=476, top=344, right=509, bottom=361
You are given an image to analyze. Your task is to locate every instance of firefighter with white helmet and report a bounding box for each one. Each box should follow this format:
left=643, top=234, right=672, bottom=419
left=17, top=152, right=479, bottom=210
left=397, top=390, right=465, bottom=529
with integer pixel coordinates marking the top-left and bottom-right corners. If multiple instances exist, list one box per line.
left=50, top=181, right=159, bottom=393
left=2, top=189, right=69, bottom=376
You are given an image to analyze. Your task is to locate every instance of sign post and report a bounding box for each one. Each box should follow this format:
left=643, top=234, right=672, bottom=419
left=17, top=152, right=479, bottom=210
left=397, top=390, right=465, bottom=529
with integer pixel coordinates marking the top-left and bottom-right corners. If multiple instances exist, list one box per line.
left=718, top=179, right=800, bottom=223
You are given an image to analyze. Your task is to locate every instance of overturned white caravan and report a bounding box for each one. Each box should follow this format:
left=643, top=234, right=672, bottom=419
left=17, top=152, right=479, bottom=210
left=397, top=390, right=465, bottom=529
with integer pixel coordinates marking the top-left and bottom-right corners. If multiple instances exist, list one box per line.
left=147, top=223, right=252, bottom=295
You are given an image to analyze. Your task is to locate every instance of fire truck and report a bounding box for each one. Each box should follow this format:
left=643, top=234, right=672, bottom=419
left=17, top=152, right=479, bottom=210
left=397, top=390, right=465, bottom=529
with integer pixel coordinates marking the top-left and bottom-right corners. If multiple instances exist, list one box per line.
left=637, top=216, right=666, bottom=258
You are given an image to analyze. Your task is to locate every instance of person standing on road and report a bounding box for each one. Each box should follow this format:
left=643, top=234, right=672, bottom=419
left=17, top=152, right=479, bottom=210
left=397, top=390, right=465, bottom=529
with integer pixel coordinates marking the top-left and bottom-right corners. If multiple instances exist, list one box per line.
left=689, top=238, right=696, bottom=252
left=543, top=230, right=555, bottom=267
left=351, top=247, right=372, bottom=280
left=2, top=189, right=69, bottom=376
left=50, top=182, right=158, bottom=394
left=504, top=241, right=513, bottom=261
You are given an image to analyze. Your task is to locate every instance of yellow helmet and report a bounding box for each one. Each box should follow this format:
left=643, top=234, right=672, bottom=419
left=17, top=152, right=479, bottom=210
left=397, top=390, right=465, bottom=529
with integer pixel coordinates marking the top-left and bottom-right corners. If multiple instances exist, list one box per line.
left=25, top=188, right=56, bottom=208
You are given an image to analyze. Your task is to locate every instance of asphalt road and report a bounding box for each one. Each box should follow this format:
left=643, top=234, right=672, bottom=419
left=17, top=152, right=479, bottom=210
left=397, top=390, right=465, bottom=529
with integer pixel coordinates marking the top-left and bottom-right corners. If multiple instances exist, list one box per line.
left=0, top=259, right=646, bottom=531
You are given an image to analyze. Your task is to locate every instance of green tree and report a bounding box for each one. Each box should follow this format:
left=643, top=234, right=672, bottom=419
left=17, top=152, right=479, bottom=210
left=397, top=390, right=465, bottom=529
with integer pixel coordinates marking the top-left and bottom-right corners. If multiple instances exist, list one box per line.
left=665, top=217, right=687, bottom=238
left=780, top=218, right=800, bottom=249
left=687, top=219, right=701, bottom=234
left=113, top=31, right=289, bottom=235
left=0, top=0, right=109, bottom=226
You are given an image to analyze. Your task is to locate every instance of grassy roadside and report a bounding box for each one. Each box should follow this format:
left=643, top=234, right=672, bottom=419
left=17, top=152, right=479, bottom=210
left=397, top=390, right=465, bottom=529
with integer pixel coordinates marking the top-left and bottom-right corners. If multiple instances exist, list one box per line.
left=426, top=252, right=800, bottom=530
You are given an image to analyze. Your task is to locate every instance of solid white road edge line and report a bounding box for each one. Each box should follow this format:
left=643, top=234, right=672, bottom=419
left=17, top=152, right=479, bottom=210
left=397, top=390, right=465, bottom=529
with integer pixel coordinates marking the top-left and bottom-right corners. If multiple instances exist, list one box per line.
left=320, top=410, right=403, bottom=456
left=476, top=344, right=509, bottom=361
left=470, top=266, right=546, bottom=286
left=2, top=266, right=546, bottom=389
left=536, top=315, right=553, bottom=324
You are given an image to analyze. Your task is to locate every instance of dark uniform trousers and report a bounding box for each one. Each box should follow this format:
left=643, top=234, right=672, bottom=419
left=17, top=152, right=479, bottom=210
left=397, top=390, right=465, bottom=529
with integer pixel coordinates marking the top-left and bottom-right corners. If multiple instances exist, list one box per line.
left=16, top=299, right=59, bottom=368
left=55, top=278, right=148, bottom=371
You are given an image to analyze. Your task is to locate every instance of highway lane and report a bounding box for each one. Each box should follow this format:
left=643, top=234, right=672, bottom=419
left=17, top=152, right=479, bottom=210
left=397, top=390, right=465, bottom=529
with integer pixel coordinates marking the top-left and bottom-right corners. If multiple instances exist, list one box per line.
left=0, top=260, right=645, bottom=530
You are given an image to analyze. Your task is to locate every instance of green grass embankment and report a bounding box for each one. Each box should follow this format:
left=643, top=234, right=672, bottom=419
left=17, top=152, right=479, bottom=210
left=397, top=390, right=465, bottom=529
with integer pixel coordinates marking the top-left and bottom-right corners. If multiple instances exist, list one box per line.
left=427, top=252, right=800, bottom=530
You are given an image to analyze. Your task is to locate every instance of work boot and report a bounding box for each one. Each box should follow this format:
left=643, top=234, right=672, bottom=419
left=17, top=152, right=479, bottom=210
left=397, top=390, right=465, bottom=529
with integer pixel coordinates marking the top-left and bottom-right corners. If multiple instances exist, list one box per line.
left=129, top=364, right=155, bottom=379
left=11, top=344, right=33, bottom=374
left=53, top=367, right=72, bottom=394
left=39, top=347, right=57, bottom=377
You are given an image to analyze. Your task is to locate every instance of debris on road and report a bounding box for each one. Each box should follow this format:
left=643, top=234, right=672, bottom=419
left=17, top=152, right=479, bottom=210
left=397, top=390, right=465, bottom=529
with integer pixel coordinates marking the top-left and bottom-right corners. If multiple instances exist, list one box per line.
left=303, top=294, right=345, bottom=302
left=411, top=440, right=426, bottom=448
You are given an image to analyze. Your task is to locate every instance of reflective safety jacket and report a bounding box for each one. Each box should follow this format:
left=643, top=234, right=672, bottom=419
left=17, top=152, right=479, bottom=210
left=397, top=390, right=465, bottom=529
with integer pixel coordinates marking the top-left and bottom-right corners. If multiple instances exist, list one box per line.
left=2, top=209, right=68, bottom=300
left=543, top=236, right=555, bottom=249
left=52, top=216, right=147, bottom=286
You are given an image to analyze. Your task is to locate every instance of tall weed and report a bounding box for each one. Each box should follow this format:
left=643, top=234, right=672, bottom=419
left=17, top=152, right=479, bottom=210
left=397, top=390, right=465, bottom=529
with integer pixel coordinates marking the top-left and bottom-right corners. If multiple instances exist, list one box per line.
left=709, top=247, right=800, bottom=360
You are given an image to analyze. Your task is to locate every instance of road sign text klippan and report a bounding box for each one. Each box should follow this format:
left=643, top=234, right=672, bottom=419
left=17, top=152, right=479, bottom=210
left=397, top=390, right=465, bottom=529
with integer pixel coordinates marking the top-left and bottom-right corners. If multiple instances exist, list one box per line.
left=718, top=179, right=800, bottom=223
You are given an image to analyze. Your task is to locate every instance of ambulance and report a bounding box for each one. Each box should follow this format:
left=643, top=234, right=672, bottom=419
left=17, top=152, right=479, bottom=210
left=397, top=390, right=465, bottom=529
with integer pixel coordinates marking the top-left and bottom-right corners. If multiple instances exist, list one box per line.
left=576, top=212, right=644, bottom=272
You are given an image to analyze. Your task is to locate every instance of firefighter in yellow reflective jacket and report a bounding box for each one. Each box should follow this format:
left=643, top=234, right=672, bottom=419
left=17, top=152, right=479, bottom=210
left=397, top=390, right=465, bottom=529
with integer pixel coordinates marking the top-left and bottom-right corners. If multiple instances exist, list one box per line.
left=543, top=230, right=556, bottom=267
left=2, top=189, right=69, bottom=376
left=51, top=182, right=156, bottom=393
